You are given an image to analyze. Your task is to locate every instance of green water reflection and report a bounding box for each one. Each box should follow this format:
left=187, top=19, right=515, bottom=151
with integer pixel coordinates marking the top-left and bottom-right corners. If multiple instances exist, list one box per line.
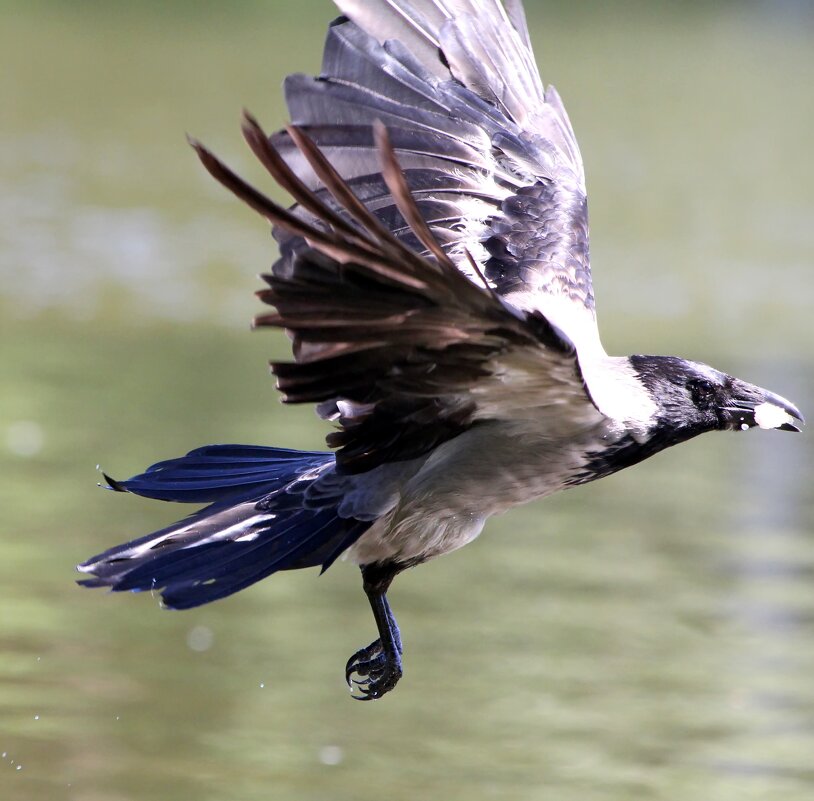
left=1, top=2, right=813, bottom=800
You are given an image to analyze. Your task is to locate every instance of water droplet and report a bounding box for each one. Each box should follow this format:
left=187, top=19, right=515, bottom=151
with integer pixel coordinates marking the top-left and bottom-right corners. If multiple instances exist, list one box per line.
left=318, top=745, right=344, bottom=766
left=186, top=625, right=214, bottom=652
left=259, top=682, right=265, bottom=689
left=33, top=715, right=39, bottom=721
left=6, top=421, right=44, bottom=457
left=16, top=765, right=22, bottom=771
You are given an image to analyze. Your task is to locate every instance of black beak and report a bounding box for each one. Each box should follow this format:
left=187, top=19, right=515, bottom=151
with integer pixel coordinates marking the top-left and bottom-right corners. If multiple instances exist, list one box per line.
left=724, top=384, right=805, bottom=433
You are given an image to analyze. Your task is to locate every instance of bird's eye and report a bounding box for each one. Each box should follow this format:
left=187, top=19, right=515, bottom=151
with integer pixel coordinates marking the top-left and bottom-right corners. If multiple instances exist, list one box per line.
left=687, top=378, right=716, bottom=409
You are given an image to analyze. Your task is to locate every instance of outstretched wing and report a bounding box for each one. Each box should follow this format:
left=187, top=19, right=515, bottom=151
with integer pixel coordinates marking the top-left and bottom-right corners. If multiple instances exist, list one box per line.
left=191, top=116, right=600, bottom=473
left=272, top=1, right=596, bottom=353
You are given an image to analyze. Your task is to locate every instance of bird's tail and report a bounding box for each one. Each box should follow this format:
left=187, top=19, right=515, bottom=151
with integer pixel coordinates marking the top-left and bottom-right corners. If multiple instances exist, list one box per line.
left=77, top=445, right=370, bottom=610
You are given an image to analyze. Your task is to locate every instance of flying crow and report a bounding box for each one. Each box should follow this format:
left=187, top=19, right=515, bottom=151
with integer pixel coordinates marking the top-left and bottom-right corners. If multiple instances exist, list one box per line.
left=78, top=0, right=803, bottom=700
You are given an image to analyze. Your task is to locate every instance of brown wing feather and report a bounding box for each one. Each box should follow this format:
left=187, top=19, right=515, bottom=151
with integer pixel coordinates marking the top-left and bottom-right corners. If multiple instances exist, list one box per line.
left=192, top=115, right=582, bottom=473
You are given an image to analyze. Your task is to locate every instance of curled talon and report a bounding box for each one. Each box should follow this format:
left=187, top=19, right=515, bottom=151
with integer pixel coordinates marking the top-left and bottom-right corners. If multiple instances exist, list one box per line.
left=344, top=637, right=403, bottom=700
left=345, top=639, right=386, bottom=686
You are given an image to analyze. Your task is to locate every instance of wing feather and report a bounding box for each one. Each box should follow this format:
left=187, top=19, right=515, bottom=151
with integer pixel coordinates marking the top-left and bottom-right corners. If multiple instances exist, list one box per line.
left=192, top=117, right=594, bottom=473
left=272, top=3, right=598, bottom=352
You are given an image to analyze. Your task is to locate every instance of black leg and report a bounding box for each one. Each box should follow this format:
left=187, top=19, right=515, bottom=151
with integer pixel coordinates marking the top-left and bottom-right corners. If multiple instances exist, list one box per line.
left=345, top=563, right=404, bottom=700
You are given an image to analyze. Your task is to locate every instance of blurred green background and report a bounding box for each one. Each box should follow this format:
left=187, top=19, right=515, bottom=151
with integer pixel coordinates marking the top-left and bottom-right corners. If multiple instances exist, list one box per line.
left=1, top=1, right=813, bottom=800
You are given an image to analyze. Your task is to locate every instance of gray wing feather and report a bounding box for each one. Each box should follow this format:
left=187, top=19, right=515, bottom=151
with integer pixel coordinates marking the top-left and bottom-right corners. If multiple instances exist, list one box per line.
left=333, top=0, right=449, bottom=77
left=503, top=0, right=534, bottom=50
left=275, top=2, right=596, bottom=349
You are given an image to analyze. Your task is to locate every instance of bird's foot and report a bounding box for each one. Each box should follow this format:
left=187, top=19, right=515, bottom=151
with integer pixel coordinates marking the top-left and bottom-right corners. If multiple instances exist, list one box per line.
left=345, top=639, right=403, bottom=700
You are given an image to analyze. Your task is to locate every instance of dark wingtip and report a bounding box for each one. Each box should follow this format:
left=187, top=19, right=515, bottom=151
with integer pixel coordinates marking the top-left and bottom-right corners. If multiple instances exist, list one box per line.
left=241, top=109, right=266, bottom=148
left=241, top=107, right=261, bottom=130
left=186, top=134, right=221, bottom=176
left=186, top=133, right=222, bottom=179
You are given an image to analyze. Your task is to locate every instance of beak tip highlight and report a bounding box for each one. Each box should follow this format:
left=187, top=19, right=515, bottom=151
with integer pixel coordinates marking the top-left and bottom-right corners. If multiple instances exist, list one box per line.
left=753, top=397, right=804, bottom=432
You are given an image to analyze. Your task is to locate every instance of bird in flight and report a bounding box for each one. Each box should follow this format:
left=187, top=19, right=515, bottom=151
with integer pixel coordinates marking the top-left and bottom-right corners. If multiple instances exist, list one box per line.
left=78, top=0, right=803, bottom=700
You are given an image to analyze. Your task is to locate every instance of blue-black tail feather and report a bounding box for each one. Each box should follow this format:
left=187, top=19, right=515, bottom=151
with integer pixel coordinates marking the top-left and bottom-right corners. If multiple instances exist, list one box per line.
left=103, top=444, right=332, bottom=504
left=78, top=445, right=371, bottom=609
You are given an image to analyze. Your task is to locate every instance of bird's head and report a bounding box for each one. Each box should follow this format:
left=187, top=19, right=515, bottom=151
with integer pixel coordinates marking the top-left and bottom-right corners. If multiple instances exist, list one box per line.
left=628, top=355, right=804, bottom=442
